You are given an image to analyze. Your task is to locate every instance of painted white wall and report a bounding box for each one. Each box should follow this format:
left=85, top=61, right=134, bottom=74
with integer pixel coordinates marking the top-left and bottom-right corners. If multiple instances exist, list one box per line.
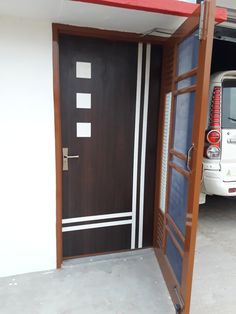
left=0, top=16, right=56, bottom=277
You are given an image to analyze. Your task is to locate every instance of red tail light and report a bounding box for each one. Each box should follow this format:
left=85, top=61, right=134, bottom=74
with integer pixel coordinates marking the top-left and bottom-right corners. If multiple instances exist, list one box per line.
left=204, top=86, right=221, bottom=159
left=229, top=188, right=236, bottom=193
left=207, top=130, right=221, bottom=144
left=210, top=86, right=221, bottom=129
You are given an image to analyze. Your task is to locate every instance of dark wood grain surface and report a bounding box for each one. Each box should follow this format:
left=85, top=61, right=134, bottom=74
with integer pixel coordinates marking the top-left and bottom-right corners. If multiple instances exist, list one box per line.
left=59, top=34, right=162, bottom=258
left=59, top=35, right=137, bottom=256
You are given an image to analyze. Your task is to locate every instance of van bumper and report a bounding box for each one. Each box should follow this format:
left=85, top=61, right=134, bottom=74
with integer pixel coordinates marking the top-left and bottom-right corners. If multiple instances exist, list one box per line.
left=203, top=170, right=236, bottom=196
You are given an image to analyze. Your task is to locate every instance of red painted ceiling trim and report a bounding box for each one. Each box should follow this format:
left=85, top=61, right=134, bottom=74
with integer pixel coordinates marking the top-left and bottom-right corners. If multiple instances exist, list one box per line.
left=74, top=0, right=227, bottom=23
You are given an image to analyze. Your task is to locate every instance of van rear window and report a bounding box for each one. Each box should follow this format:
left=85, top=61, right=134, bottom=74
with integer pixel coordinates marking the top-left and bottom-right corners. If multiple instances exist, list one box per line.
left=222, top=79, right=236, bottom=129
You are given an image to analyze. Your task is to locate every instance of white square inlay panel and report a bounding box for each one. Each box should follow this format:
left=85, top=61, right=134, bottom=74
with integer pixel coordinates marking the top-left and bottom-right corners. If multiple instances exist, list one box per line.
left=76, top=62, right=91, bottom=79
left=76, top=123, right=91, bottom=138
left=76, top=93, right=91, bottom=109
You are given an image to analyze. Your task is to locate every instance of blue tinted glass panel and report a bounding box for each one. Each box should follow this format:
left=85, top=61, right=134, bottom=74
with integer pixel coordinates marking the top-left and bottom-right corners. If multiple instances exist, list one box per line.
left=168, top=168, right=188, bottom=235
left=173, top=92, right=195, bottom=155
left=177, top=75, right=197, bottom=90
left=172, top=155, right=187, bottom=171
left=177, top=30, right=199, bottom=76
left=168, top=223, right=185, bottom=250
left=166, top=235, right=183, bottom=284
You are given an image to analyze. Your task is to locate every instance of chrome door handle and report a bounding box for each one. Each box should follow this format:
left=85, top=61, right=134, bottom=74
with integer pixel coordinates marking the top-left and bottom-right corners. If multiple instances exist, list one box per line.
left=64, top=155, right=79, bottom=159
left=186, top=144, right=194, bottom=172
left=62, top=148, right=79, bottom=171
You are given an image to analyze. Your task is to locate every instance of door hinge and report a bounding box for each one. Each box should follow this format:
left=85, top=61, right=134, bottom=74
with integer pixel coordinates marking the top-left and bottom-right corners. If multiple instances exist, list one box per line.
left=175, top=304, right=182, bottom=314
left=174, top=286, right=184, bottom=313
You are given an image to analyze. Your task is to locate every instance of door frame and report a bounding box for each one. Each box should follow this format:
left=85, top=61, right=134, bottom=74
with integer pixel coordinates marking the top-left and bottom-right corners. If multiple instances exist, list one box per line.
left=52, top=23, right=165, bottom=268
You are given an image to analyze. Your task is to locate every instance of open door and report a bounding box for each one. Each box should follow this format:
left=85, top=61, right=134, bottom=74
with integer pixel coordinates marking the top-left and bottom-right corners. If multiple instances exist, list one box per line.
left=154, top=1, right=216, bottom=313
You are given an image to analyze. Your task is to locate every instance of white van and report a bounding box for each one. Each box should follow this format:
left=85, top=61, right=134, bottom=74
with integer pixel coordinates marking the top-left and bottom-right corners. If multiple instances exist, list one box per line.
left=201, top=71, right=236, bottom=204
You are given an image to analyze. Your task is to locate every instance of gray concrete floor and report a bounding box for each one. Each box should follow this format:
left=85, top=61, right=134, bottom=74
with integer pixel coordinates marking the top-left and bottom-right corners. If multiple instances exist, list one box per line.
left=191, top=195, right=236, bottom=314
left=0, top=248, right=174, bottom=314
left=1, top=196, right=236, bottom=314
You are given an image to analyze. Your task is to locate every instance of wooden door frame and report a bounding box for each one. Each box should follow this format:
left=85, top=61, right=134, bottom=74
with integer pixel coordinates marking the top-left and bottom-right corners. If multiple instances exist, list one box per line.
left=153, top=1, right=216, bottom=313
left=52, top=23, right=166, bottom=268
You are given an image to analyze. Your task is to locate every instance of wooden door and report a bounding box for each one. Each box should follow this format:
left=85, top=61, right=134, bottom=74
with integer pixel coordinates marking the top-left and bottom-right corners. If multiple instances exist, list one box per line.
left=154, top=1, right=216, bottom=313
left=59, top=34, right=162, bottom=258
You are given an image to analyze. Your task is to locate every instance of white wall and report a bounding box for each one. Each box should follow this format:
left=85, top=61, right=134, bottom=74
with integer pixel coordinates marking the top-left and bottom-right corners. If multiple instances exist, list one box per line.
left=0, top=16, right=56, bottom=277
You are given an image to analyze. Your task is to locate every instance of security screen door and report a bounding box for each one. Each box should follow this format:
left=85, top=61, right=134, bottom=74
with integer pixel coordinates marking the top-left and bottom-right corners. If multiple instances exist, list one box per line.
left=155, top=1, right=216, bottom=313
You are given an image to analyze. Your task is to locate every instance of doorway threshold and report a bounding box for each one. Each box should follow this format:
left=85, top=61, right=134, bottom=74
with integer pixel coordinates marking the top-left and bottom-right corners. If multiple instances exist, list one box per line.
left=62, top=247, right=154, bottom=267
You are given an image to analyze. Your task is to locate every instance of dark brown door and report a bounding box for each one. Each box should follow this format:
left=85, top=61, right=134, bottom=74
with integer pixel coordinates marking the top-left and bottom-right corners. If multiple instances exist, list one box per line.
left=59, top=35, right=161, bottom=258
left=154, top=1, right=216, bottom=313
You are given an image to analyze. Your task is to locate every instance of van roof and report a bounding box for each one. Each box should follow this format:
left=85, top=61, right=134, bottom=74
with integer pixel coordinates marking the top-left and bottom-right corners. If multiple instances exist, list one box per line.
left=211, top=71, right=236, bottom=83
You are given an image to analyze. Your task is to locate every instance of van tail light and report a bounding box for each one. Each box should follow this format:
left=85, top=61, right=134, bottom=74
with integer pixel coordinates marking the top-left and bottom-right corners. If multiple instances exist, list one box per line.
left=229, top=188, right=236, bottom=193
left=209, top=86, right=221, bottom=128
left=206, top=145, right=221, bottom=159
left=207, top=130, right=221, bottom=144
left=204, top=86, right=221, bottom=159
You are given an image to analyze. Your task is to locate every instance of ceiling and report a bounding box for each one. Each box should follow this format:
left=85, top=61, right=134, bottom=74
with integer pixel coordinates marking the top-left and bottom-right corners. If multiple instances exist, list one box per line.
left=0, top=0, right=186, bottom=35
left=0, top=0, right=235, bottom=35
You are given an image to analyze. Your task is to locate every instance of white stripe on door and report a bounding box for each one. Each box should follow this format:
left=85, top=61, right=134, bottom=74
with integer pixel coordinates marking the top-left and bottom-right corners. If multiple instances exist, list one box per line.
left=138, top=44, right=151, bottom=249
left=131, top=43, right=143, bottom=249
left=62, top=219, right=132, bottom=232
left=62, top=211, right=132, bottom=224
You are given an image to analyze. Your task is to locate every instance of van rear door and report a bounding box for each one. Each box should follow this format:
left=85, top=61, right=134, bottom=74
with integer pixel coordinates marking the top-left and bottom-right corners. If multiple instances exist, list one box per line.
left=221, top=79, right=236, bottom=182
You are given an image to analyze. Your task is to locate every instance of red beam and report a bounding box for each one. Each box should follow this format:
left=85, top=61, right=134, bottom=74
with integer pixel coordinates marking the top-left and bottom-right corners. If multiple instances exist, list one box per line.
left=74, top=0, right=227, bottom=23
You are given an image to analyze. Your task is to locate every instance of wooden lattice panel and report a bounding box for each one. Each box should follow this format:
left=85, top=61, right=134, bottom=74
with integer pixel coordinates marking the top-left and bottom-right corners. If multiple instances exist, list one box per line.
left=156, top=209, right=164, bottom=249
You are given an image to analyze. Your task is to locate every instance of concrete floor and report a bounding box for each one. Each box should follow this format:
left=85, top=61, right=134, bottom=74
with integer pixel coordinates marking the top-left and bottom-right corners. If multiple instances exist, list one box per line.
left=191, top=195, right=236, bottom=314
left=0, top=249, right=174, bottom=314
left=1, top=195, right=236, bottom=314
